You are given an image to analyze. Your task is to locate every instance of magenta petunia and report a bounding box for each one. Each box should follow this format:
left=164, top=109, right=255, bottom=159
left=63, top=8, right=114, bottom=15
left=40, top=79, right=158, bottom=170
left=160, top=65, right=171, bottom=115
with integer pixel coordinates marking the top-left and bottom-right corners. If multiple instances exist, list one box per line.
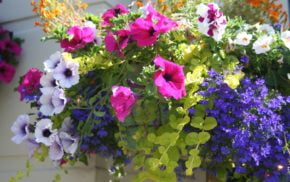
left=101, top=4, right=129, bottom=26
left=130, top=4, right=177, bottom=47
left=104, top=29, right=130, bottom=56
left=0, top=61, right=16, bottom=83
left=153, top=55, right=186, bottom=100
left=60, top=26, right=96, bottom=52
left=110, top=86, right=137, bottom=122
left=17, top=68, right=43, bottom=101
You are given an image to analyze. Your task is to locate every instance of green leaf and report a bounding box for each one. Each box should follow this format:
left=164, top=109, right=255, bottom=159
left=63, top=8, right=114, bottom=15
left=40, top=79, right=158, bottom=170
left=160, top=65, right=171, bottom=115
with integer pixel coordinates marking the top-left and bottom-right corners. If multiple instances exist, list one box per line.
left=185, top=151, right=201, bottom=176
left=145, top=158, right=160, bottom=170
left=203, top=117, right=217, bottom=130
left=52, top=174, right=61, bottom=182
left=155, top=132, right=178, bottom=146
left=190, top=116, right=204, bottom=129
left=185, top=132, right=199, bottom=146
left=198, top=132, right=211, bottom=144
left=147, top=133, right=156, bottom=143
left=160, top=153, right=169, bottom=165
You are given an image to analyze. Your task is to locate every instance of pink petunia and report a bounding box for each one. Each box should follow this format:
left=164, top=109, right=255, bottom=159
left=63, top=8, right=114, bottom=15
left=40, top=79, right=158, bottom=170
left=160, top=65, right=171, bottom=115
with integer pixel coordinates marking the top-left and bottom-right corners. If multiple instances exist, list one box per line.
left=110, top=86, right=137, bottom=122
left=130, top=4, right=177, bottom=47
left=0, top=61, right=16, bottom=84
left=17, top=68, right=43, bottom=101
left=60, top=26, right=96, bottom=52
left=153, top=55, right=186, bottom=100
left=101, top=4, right=129, bottom=26
left=104, top=29, right=130, bottom=56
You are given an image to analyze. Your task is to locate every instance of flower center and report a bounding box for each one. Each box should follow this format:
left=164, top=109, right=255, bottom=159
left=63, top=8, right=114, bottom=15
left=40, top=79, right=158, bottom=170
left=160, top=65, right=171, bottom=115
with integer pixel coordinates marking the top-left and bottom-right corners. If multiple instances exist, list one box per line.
left=114, top=8, right=121, bottom=16
left=51, top=79, right=57, bottom=87
left=42, top=129, right=52, bottom=138
left=163, top=73, right=172, bottom=81
left=148, top=27, right=156, bottom=36
left=0, top=67, right=5, bottom=74
left=21, top=124, right=27, bottom=135
left=64, top=68, right=72, bottom=78
left=261, top=44, right=268, bottom=49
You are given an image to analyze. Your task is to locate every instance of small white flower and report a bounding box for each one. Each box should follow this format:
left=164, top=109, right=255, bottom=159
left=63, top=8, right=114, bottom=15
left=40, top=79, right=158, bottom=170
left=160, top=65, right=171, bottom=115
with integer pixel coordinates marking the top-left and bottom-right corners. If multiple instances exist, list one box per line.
left=39, top=87, right=67, bottom=116
left=257, top=24, right=275, bottom=35
left=49, top=134, right=64, bottom=161
left=277, top=57, right=284, bottom=64
left=287, top=73, right=290, bottom=80
left=281, top=31, right=290, bottom=49
left=40, top=73, right=58, bottom=88
left=11, top=114, right=30, bottom=144
left=253, top=35, right=273, bottom=54
left=234, top=32, right=252, bottom=46
left=44, top=51, right=62, bottom=72
left=53, top=59, right=79, bottom=88
left=35, top=119, right=57, bottom=146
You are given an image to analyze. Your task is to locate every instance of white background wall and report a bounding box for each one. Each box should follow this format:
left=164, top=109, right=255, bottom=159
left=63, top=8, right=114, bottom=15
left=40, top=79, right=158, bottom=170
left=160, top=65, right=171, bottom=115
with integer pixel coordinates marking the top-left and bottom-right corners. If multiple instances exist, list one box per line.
left=0, top=0, right=288, bottom=182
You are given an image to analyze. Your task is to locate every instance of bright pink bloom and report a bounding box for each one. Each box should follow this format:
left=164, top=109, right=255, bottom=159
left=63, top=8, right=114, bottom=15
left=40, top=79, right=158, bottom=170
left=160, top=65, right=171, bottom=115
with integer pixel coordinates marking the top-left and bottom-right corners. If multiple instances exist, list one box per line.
left=17, top=68, right=43, bottom=101
left=60, top=26, right=96, bottom=52
left=101, top=4, right=129, bottom=26
left=104, top=29, right=130, bottom=56
left=0, top=61, right=16, bottom=84
left=130, top=5, right=177, bottom=47
left=153, top=55, right=186, bottom=100
left=110, top=86, right=137, bottom=122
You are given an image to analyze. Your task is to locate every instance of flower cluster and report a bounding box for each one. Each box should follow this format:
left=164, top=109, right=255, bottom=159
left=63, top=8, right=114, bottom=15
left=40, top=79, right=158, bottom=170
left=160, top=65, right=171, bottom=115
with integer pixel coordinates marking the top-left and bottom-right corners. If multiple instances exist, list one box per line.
left=10, top=1, right=290, bottom=181
left=0, top=26, right=23, bottom=84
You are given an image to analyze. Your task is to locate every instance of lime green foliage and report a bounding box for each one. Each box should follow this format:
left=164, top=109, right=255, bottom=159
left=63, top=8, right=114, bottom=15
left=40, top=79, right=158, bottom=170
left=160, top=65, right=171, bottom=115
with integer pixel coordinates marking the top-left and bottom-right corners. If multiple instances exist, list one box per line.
left=8, top=161, right=32, bottom=182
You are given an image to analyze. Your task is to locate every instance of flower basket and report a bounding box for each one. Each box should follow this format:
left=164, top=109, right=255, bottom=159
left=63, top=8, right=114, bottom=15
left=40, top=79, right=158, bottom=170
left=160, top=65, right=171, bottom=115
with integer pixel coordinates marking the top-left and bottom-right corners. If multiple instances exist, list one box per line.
left=10, top=0, right=289, bottom=182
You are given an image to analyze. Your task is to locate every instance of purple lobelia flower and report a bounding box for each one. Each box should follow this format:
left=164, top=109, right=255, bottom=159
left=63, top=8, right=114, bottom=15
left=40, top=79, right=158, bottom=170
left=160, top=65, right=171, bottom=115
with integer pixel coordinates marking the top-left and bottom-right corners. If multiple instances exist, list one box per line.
left=11, top=114, right=30, bottom=144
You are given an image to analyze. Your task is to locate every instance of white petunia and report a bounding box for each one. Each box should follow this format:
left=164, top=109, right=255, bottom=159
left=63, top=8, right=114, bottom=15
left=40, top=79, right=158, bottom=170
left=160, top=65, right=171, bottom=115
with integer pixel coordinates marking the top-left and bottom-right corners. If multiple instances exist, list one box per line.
left=257, top=24, right=275, bottom=35
left=53, top=59, right=79, bottom=88
left=234, top=32, right=252, bottom=46
left=59, top=132, right=79, bottom=155
left=39, top=87, right=67, bottom=116
left=40, top=73, right=58, bottom=88
left=35, top=119, right=57, bottom=146
left=253, top=35, right=273, bottom=54
left=281, top=31, right=290, bottom=49
left=44, top=51, right=62, bottom=72
left=49, top=134, right=64, bottom=161
left=11, top=114, right=30, bottom=144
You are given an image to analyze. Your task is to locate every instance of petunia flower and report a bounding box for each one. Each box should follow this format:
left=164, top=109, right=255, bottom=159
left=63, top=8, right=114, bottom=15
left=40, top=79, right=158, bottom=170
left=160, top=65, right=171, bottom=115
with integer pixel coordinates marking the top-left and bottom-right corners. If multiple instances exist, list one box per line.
left=60, top=26, right=96, bottom=52
left=59, top=132, right=79, bottom=155
left=17, top=68, right=43, bottom=101
left=101, top=4, right=129, bottom=26
left=0, top=61, right=15, bottom=83
left=110, top=86, right=137, bottom=122
left=257, top=24, right=275, bottom=35
left=281, top=31, right=290, bottom=49
left=44, top=51, right=62, bottom=72
left=196, top=3, right=227, bottom=41
left=153, top=55, right=186, bottom=100
left=130, top=4, right=177, bottom=47
left=104, top=29, right=130, bottom=56
left=11, top=114, right=30, bottom=144
left=39, top=87, right=67, bottom=116
left=234, top=32, right=252, bottom=46
left=35, top=119, right=57, bottom=146
left=253, top=35, right=273, bottom=54
left=40, top=72, right=58, bottom=88
left=26, top=138, right=40, bottom=158
left=53, top=59, right=79, bottom=88
left=49, top=134, right=64, bottom=161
